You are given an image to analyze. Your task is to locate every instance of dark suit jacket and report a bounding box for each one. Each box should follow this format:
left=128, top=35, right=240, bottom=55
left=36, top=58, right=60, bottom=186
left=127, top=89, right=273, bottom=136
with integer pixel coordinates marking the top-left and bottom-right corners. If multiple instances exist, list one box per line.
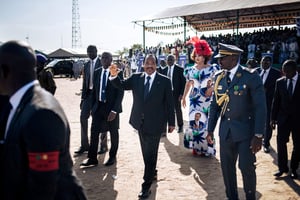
left=271, top=74, right=300, bottom=125
left=158, top=65, right=185, bottom=98
left=111, top=72, right=175, bottom=135
left=257, top=67, right=281, bottom=110
left=208, top=66, right=267, bottom=142
left=157, top=66, right=167, bottom=74
left=81, top=58, right=101, bottom=100
left=0, top=95, right=9, bottom=111
left=1, top=84, right=86, bottom=200
left=91, top=67, right=124, bottom=117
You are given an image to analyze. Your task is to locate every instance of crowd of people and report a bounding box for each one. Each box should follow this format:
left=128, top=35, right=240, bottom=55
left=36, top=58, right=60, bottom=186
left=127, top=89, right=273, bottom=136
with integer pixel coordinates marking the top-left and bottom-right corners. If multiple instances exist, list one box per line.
left=128, top=26, right=298, bottom=71
left=0, top=25, right=299, bottom=199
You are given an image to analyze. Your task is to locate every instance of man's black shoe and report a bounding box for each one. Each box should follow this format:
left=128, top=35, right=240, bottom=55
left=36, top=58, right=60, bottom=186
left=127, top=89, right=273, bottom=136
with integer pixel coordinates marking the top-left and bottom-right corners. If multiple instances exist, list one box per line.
left=273, top=170, right=288, bottom=177
left=263, top=146, right=270, bottom=153
left=74, top=147, right=88, bottom=154
left=177, top=125, right=183, bottom=133
left=80, top=159, right=98, bottom=167
left=98, top=148, right=108, bottom=154
left=104, top=157, right=116, bottom=166
left=138, top=190, right=151, bottom=199
left=290, top=170, right=298, bottom=179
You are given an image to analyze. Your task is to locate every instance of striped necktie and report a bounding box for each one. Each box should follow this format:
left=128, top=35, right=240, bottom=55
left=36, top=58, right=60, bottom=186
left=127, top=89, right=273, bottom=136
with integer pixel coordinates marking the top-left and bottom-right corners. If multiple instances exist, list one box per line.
left=144, top=76, right=151, bottom=100
left=100, top=70, right=107, bottom=102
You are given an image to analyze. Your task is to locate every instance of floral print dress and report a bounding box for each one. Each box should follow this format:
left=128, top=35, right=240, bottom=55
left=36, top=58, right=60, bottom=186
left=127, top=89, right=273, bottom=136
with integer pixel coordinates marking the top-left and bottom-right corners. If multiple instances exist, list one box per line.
left=183, top=64, right=219, bottom=156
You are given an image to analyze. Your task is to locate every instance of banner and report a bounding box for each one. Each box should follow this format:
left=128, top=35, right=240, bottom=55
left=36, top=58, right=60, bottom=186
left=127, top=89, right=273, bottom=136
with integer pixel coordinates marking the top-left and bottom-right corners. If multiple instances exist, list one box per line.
left=158, top=55, right=166, bottom=62
left=178, top=55, right=187, bottom=68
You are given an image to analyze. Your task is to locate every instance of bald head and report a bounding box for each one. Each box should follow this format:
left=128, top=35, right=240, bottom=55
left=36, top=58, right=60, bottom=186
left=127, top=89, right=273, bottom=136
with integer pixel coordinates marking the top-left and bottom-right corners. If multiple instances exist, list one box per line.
left=0, top=40, right=37, bottom=96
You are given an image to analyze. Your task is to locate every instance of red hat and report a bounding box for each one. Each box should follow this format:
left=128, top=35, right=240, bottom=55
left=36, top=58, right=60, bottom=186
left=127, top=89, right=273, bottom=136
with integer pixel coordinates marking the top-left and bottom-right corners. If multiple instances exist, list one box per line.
left=186, top=36, right=212, bottom=56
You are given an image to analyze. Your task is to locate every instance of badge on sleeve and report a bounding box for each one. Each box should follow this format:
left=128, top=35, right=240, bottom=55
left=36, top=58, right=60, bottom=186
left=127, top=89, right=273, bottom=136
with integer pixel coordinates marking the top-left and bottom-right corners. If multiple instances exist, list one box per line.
left=28, top=151, right=59, bottom=171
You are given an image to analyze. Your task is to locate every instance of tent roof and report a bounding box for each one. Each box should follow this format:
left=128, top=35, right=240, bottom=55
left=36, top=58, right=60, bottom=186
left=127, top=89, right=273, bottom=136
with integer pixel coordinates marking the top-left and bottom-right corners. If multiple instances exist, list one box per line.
left=47, top=48, right=87, bottom=58
left=134, top=0, right=300, bottom=31
left=47, top=48, right=120, bottom=59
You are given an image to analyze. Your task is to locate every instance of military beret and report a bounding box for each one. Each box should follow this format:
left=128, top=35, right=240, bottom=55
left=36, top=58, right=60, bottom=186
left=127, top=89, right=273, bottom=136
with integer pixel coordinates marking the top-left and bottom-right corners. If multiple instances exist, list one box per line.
left=214, top=43, right=243, bottom=58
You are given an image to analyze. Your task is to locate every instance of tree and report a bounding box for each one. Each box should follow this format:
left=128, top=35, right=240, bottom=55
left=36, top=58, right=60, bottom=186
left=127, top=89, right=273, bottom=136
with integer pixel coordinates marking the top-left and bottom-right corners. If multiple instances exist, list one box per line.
left=116, top=47, right=129, bottom=60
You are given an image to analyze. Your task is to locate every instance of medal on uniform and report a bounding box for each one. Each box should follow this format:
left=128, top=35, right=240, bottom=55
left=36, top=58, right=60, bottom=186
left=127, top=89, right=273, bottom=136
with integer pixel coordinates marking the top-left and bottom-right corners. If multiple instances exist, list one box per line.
left=234, top=85, right=239, bottom=95
left=236, top=72, right=242, bottom=78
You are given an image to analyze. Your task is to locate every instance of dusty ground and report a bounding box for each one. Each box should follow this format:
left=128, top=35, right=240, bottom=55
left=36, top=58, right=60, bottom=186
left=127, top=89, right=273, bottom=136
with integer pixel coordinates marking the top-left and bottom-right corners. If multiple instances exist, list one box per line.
left=55, top=77, right=300, bottom=200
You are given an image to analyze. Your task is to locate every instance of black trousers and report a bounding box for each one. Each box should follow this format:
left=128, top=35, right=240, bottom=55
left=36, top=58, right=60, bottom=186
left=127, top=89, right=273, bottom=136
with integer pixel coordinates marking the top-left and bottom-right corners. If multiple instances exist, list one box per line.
left=220, top=134, right=256, bottom=200
left=173, top=94, right=183, bottom=127
left=88, top=102, right=119, bottom=160
left=80, top=91, right=93, bottom=149
left=138, top=127, right=161, bottom=191
left=263, top=108, right=272, bottom=148
left=277, top=119, right=300, bottom=172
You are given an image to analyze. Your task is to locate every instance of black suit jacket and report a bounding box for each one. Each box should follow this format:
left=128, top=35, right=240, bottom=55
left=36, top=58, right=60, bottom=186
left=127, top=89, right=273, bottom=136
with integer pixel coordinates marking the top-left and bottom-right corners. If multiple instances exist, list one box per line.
left=271, top=74, right=300, bottom=125
left=81, top=58, right=101, bottom=100
left=1, top=84, right=86, bottom=200
left=257, top=67, right=281, bottom=109
left=0, top=95, right=9, bottom=111
left=161, top=65, right=185, bottom=98
left=111, top=72, right=175, bottom=135
left=91, top=67, right=124, bottom=116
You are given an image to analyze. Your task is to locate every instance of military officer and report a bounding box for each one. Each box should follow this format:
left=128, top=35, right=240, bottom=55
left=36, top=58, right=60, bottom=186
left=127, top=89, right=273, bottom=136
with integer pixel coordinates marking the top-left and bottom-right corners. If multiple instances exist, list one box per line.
left=207, top=43, right=267, bottom=200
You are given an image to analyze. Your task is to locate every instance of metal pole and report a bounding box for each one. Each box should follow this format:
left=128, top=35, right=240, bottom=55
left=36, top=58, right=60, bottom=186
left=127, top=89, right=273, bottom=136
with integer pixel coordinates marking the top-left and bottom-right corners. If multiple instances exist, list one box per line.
left=236, top=10, right=239, bottom=45
left=184, top=17, right=187, bottom=42
left=143, top=21, right=145, bottom=50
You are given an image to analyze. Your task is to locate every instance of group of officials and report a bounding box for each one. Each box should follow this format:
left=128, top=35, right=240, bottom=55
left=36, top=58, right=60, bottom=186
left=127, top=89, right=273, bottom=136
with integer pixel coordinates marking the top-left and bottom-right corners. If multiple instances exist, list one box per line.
left=0, top=39, right=299, bottom=200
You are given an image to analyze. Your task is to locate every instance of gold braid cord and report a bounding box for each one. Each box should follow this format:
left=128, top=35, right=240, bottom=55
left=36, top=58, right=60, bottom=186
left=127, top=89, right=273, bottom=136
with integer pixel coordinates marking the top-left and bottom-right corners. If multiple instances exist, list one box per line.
left=214, top=71, right=230, bottom=116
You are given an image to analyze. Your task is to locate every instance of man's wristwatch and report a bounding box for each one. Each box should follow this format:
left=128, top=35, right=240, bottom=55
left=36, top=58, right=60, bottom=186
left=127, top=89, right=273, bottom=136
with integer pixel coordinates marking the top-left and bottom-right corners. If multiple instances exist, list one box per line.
left=254, top=134, right=263, bottom=138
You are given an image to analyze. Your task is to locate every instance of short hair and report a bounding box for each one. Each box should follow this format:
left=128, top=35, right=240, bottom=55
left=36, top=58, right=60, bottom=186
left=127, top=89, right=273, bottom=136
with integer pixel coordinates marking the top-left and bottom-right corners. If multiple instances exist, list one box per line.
left=143, top=54, right=157, bottom=65
left=246, top=58, right=258, bottom=69
left=0, top=40, right=36, bottom=72
left=282, top=59, right=297, bottom=72
left=190, top=49, right=212, bottom=64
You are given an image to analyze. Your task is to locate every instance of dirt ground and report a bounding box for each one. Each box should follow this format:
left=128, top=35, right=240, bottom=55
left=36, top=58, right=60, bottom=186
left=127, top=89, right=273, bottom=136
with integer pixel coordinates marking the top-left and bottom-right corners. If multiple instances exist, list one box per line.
left=54, top=77, right=300, bottom=200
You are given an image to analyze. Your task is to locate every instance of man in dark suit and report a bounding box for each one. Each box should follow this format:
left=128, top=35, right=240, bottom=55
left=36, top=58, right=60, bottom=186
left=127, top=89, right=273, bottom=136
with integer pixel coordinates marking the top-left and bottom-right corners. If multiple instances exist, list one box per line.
left=110, top=54, right=175, bottom=199
left=156, top=59, right=167, bottom=74
left=80, top=52, right=124, bottom=167
left=271, top=59, right=300, bottom=179
left=257, top=55, right=281, bottom=153
left=162, top=54, right=185, bottom=133
left=0, top=94, right=9, bottom=164
left=207, top=43, right=266, bottom=200
left=75, top=45, right=106, bottom=155
left=0, top=40, right=86, bottom=199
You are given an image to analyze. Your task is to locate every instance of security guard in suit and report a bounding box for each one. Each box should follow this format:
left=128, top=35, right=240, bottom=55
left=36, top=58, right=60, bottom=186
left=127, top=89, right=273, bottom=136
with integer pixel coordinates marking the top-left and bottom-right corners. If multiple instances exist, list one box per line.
left=207, top=43, right=267, bottom=200
left=0, top=41, right=87, bottom=200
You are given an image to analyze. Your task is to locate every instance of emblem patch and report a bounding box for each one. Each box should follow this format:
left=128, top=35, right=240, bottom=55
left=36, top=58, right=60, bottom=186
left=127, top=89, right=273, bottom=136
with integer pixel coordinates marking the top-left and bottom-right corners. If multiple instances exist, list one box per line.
left=28, top=151, right=59, bottom=171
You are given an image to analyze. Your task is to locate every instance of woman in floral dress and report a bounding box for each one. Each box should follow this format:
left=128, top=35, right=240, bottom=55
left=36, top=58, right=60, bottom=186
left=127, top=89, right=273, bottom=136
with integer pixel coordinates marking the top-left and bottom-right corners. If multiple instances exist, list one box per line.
left=182, top=37, right=219, bottom=156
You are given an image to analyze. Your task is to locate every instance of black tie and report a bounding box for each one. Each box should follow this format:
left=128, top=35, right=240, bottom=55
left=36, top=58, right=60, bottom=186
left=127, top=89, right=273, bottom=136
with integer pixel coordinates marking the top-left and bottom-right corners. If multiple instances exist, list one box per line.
left=288, top=78, right=293, bottom=98
left=261, top=70, right=266, bottom=79
left=226, top=71, right=231, bottom=85
left=0, top=102, right=12, bottom=141
left=101, top=70, right=107, bottom=102
left=167, top=67, right=171, bottom=78
left=144, top=76, right=151, bottom=100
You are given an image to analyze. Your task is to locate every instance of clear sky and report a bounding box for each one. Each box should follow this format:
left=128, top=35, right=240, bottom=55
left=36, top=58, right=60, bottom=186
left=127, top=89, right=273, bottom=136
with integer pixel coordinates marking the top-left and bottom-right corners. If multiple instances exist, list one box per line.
left=0, top=0, right=208, bottom=53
